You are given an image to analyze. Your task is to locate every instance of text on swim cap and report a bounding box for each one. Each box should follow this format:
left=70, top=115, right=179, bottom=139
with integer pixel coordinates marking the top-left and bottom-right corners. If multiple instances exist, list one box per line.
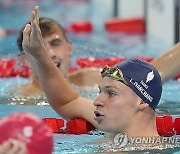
left=130, top=79, right=153, bottom=102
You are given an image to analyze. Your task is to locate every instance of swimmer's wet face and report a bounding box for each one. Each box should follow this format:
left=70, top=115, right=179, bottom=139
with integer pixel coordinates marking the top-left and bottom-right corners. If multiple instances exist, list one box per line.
left=17, top=17, right=73, bottom=78
left=93, top=58, right=162, bottom=133
left=43, top=30, right=72, bottom=77
left=93, top=77, right=140, bottom=133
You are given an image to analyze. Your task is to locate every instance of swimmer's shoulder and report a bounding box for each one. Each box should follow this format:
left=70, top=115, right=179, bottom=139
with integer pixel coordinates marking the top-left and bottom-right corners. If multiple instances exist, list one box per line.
left=67, top=67, right=102, bottom=86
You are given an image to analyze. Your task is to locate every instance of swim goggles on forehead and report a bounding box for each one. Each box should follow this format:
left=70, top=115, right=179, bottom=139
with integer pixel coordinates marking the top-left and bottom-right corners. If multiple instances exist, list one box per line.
left=101, top=66, right=129, bottom=86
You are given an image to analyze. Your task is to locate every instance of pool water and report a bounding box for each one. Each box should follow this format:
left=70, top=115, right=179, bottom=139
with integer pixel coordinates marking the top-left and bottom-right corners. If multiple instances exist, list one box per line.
left=0, top=0, right=180, bottom=153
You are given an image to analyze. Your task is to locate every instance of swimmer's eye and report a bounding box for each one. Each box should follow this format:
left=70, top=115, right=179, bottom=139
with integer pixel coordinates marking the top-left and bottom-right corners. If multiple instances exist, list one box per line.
left=50, top=39, right=61, bottom=47
left=107, top=90, right=116, bottom=97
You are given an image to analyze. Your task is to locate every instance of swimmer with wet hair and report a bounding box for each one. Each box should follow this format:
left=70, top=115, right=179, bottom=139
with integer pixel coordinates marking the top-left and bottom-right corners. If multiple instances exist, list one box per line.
left=16, top=8, right=180, bottom=95
left=22, top=6, right=180, bottom=136
left=16, top=17, right=102, bottom=95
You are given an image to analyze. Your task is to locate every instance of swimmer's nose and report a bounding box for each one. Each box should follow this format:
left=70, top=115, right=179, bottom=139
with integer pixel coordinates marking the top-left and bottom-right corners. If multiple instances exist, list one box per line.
left=48, top=49, right=57, bottom=58
left=93, top=95, right=105, bottom=108
left=50, top=55, right=57, bottom=60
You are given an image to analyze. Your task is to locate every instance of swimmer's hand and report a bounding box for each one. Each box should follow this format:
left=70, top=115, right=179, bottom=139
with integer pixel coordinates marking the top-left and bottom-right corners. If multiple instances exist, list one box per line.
left=22, top=6, right=47, bottom=60
left=0, top=139, right=28, bottom=154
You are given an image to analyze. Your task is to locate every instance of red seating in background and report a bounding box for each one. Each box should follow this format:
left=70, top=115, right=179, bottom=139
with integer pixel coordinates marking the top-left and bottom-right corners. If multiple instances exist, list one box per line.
left=105, top=17, right=145, bottom=33
left=3, top=18, right=145, bottom=34
left=70, top=21, right=93, bottom=33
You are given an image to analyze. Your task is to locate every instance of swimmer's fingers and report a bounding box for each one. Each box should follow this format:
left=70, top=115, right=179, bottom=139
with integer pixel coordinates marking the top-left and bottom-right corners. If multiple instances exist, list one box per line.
left=22, top=24, right=31, bottom=51
left=9, top=139, right=28, bottom=154
left=23, top=6, right=43, bottom=55
left=0, top=139, right=28, bottom=154
left=34, top=6, right=40, bottom=25
left=31, top=6, right=43, bottom=45
left=23, top=6, right=46, bottom=58
left=31, top=6, right=39, bottom=28
left=0, top=140, right=11, bottom=154
left=5, top=139, right=28, bottom=154
left=31, top=8, right=40, bottom=40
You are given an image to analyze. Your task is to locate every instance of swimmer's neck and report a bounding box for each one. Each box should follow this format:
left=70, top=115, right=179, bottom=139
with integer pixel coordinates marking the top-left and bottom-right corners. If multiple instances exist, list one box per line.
left=105, top=113, right=159, bottom=138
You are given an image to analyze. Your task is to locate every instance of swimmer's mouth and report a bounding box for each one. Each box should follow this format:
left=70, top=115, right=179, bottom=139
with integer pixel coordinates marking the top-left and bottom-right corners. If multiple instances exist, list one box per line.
left=94, top=111, right=104, bottom=118
left=54, top=62, right=61, bottom=68
left=94, top=111, right=104, bottom=122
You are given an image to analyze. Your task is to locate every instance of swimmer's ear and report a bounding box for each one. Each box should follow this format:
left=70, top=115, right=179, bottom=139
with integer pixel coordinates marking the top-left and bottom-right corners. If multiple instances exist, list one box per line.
left=138, top=100, right=149, bottom=111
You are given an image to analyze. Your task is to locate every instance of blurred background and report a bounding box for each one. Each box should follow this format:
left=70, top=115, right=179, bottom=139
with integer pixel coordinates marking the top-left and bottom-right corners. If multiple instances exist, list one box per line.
left=0, top=0, right=180, bottom=112
left=0, top=0, right=179, bottom=57
left=0, top=1, right=180, bottom=153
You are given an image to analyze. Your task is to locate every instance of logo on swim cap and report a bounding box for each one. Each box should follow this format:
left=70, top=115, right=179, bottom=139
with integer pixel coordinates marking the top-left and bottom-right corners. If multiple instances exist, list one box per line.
left=114, top=132, right=128, bottom=148
left=146, top=71, right=154, bottom=83
left=114, top=58, right=162, bottom=110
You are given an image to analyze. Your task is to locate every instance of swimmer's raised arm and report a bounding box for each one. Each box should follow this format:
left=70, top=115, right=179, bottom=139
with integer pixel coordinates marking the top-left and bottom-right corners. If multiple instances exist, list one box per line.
left=151, top=42, right=180, bottom=83
left=22, top=6, right=97, bottom=127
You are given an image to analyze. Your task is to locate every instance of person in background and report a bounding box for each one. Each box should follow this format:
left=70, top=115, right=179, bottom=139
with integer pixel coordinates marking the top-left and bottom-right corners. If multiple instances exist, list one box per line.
left=17, top=15, right=180, bottom=95
left=16, top=17, right=101, bottom=95
left=22, top=6, right=180, bottom=137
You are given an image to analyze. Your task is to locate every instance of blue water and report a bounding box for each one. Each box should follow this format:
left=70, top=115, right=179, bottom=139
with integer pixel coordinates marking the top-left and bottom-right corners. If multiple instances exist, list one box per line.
left=0, top=0, right=180, bottom=153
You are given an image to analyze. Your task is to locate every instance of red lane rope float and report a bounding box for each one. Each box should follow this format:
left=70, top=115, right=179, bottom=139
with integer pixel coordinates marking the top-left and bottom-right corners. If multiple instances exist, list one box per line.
left=0, top=58, right=30, bottom=78
left=0, top=113, right=179, bottom=144
left=138, top=56, right=154, bottom=62
left=2, top=56, right=180, bottom=80
left=105, top=17, right=145, bottom=33
left=44, top=118, right=95, bottom=134
left=76, top=57, right=126, bottom=68
left=0, top=112, right=53, bottom=154
left=70, top=21, right=93, bottom=33
left=76, top=56, right=154, bottom=69
left=156, top=115, right=180, bottom=137
left=44, top=115, right=180, bottom=137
